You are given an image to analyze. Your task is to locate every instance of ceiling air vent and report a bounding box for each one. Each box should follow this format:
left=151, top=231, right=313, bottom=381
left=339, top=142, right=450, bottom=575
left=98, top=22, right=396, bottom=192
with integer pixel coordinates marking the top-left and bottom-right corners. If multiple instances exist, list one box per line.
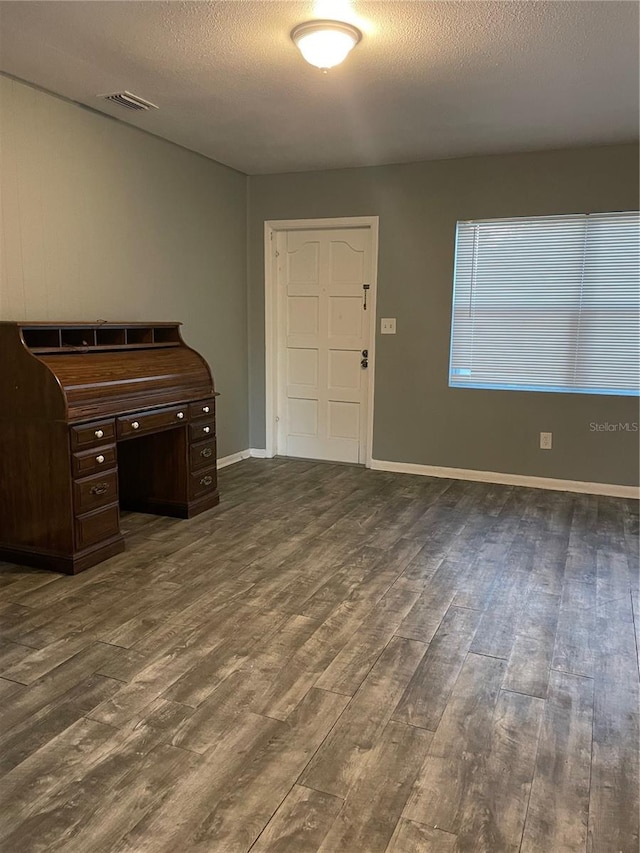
left=99, top=91, right=158, bottom=112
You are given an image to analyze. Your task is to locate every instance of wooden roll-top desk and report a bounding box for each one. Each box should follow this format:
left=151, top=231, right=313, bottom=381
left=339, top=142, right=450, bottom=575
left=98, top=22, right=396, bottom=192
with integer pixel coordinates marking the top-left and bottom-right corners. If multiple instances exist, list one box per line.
left=0, top=321, right=219, bottom=574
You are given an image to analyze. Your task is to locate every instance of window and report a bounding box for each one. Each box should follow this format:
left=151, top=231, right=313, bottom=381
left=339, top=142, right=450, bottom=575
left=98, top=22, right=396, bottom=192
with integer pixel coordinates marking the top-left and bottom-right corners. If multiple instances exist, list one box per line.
left=448, top=211, right=640, bottom=396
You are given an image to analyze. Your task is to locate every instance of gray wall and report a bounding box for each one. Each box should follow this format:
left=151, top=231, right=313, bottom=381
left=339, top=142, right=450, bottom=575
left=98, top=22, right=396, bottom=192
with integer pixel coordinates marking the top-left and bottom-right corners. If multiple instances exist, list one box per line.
left=2, top=74, right=636, bottom=486
left=248, top=145, right=640, bottom=486
left=0, top=75, right=249, bottom=457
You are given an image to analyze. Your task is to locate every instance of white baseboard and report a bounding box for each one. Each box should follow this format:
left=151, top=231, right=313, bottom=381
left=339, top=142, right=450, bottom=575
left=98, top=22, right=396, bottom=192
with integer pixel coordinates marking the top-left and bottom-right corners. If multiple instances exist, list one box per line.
left=369, top=459, right=639, bottom=499
left=216, top=449, right=251, bottom=469
left=217, top=448, right=268, bottom=469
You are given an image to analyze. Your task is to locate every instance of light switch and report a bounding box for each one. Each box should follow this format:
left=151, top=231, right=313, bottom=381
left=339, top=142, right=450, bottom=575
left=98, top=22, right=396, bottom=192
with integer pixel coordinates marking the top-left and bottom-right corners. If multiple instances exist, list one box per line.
left=381, top=318, right=396, bottom=334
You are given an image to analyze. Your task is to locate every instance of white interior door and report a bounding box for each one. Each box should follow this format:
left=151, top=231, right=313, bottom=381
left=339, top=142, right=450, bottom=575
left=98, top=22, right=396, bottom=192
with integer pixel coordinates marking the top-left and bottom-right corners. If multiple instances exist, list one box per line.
left=276, top=227, right=373, bottom=464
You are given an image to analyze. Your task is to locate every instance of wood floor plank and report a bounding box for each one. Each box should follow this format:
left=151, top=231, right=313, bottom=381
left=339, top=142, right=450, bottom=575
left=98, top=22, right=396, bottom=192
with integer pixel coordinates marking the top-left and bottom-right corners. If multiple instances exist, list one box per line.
left=300, top=636, right=427, bottom=798
left=250, top=784, right=343, bottom=853
left=0, top=717, right=116, bottom=842
left=0, top=639, right=37, bottom=672
left=632, top=589, right=640, bottom=672
left=451, top=558, right=502, bottom=611
left=171, top=614, right=320, bottom=754
left=0, top=642, right=131, bottom=732
left=59, top=743, right=200, bottom=853
left=595, top=495, right=629, bottom=553
left=403, top=653, right=507, bottom=832
left=315, top=580, right=421, bottom=695
left=400, top=546, right=446, bottom=586
left=317, top=720, right=433, bottom=853
left=441, top=688, right=544, bottom=852
left=1, top=627, right=103, bottom=685
left=0, top=675, right=26, bottom=702
left=161, top=608, right=289, bottom=707
left=0, top=673, right=120, bottom=775
left=100, top=574, right=250, bottom=650
left=596, top=549, right=634, bottom=624
left=122, top=688, right=349, bottom=853
left=0, top=571, right=63, bottom=600
left=520, top=670, right=593, bottom=853
left=386, top=819, right=457, bottom=853
left=85, top=612, right=242, bottom=727
left=551, top=580, right=596, bottom=678
left=393, top=606, right=482, bottom=731
left=469, top=562, right=532, bottom=659
left=16, top=578, right=182, bottom=649
left=402, top=505, right=466, bottom=551
left=299, top=539, right=422, bottom=622
left=502, top=590, right=560, bottom=698
left=256, top=595, right=394, bottom=721
left=395, top=560, right=468, bottom=643
left=529, top=532, right=571, bottom=596
left=588, top=614, right=640, bottom=852
left=0, top=699, right=195, bottom=852
left=362, top=498, right=435, bottom=551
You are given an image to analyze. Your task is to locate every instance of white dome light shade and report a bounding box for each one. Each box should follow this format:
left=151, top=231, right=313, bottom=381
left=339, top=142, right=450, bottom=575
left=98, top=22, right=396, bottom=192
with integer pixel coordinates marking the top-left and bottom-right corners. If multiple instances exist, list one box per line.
left=291, top=20, right=362, bottom=70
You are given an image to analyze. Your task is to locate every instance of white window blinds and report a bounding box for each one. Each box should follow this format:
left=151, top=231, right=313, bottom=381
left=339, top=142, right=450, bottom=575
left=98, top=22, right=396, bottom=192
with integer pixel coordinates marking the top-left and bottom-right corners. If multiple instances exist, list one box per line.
left=449, top=211, right=640, bottom=396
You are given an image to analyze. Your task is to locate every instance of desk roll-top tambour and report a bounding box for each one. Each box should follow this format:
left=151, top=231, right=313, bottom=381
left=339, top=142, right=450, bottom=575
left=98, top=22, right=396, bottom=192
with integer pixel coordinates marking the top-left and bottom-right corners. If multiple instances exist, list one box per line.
left=0, top=321, right=220, bottom=574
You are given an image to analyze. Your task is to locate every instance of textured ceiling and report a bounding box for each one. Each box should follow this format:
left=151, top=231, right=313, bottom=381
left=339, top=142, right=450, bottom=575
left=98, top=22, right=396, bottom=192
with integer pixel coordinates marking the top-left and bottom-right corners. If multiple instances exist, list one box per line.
left=0, top=1, right=638, bottom=175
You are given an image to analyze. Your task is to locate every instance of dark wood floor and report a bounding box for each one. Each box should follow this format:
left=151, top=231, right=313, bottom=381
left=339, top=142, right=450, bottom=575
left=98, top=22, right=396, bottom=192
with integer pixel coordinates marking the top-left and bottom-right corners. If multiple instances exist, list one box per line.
left=0, top=458, right=638, bottom=853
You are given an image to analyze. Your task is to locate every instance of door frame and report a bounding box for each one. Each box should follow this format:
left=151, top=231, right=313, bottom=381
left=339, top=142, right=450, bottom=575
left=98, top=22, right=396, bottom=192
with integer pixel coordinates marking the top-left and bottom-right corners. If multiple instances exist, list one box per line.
left=264, top=215, right=379, bottom=466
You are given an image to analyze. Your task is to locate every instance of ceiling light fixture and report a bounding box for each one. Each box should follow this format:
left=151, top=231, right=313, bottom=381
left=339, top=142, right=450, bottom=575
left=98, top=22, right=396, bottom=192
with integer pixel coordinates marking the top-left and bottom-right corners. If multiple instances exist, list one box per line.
left=291, top=19, right=362, bottom=71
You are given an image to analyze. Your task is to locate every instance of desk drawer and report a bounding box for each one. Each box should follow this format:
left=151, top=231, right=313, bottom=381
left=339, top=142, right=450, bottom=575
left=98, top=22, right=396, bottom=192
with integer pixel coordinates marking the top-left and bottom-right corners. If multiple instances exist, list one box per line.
left=189, top=398, right=215, bottom=420
left=70, top=419, right=116, bottom=450
left=190, top=467, right=217, bottom=499
left=117, top=405, right=188, bottom=439
left=75, top=504, right=120, bottom=550
left=73, top=470, right=118, bottom=514
left=72, top=445, right=117, bottom=478
left=189, top=420, right=215, bottom=443
left=190, top=438, right=217, bottom=472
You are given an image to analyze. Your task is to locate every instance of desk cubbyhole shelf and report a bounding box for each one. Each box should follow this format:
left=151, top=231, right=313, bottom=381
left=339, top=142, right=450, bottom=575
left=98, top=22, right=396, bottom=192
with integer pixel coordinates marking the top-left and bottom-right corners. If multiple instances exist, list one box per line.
left=126, top=328, right=153, bottom=345
left=22, top=324, right=183, bottom=354
left=61, top=329, right=97, bottom=348
left=96, top=328, right=126, bottom=346
left=22, top=328, right=61, bottom=349
left=153, top=327, right=181, bottom=344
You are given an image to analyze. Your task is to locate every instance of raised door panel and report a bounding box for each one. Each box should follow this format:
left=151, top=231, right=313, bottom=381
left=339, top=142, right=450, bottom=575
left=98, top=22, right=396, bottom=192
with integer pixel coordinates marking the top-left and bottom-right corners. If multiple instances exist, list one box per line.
left=328, top=349, right=362, bottom=404
left=287, top=348, right=318, bottom=400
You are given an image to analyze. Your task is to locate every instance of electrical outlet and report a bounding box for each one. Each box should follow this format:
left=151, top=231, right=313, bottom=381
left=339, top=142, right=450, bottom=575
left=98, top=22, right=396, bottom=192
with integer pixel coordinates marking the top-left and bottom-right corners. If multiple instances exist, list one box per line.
left=381, top=318, right=396, bottom=334
left=540, top=432, right=553, bottom=450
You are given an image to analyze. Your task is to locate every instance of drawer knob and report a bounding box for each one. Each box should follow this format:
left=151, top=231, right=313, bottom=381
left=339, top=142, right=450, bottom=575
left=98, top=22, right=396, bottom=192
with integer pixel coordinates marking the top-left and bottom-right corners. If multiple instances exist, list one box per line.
left=95, top=429, right=104, bottom=439
left=177, top=412, right=185, bottom=419
left=203, top=406, right=210, bottom=414
left=96, top=455, right=105, bottom=464
left=200, top=447, right=213, bottom=458
left=90, top=483, right=109, bottom=496
left=203, top=426, right=210, bottom=434
left=132, top=421, right=140, bottom=430
left=200, top=475, right=213, bottom=487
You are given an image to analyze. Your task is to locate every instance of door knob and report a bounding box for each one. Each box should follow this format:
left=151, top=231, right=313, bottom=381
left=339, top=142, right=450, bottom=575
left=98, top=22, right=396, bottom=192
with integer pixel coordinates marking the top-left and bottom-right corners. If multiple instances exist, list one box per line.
left=361, top=358, right=368, bottom=369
